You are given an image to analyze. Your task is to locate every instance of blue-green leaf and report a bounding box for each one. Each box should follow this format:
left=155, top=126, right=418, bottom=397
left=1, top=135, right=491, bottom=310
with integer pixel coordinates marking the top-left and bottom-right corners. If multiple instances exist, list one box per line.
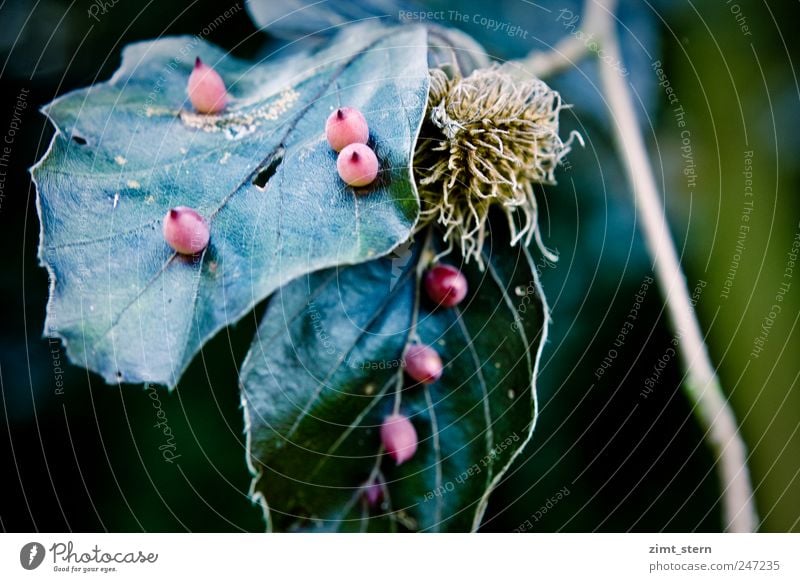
left=246, top=0, right=411, bottom=39
left=33, top=24, right=430, bottom=387
left=241, top=221, right=547, bottom=531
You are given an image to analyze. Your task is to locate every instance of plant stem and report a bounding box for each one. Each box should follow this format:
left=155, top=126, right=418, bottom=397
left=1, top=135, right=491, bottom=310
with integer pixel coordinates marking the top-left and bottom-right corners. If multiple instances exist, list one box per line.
left=518, top=0, right=758, bottom=532
left=583, top=0, right=756, bottom=532
left=516, top=34, right=589, bottom=79
left=512, top=0, right=605, bottom=79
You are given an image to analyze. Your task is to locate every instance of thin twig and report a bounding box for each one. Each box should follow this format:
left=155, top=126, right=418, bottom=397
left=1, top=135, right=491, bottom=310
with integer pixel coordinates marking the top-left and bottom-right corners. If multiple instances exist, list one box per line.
left=514, top=0, right=757, bottom=532
left=509, top=0, right=606, bottom=79
left=516, top=34, right=589, bottom=79
left=583, top=0, right=757, bottom=532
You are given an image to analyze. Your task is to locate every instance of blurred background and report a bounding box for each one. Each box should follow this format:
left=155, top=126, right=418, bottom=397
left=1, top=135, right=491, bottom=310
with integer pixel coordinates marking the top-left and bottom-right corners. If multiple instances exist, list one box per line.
left=0, top=0, right=797, bottom=532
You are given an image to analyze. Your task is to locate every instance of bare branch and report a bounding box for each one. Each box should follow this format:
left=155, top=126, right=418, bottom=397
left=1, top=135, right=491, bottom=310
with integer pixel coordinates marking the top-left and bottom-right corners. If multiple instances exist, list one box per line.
left=589, top=0, right=757, bottom=532
left=516, top=0, right=758, bottom=532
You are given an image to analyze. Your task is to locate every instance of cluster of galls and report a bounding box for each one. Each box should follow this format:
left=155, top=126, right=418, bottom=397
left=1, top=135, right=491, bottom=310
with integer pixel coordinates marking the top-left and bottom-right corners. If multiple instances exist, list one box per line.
left=366, top=263, right=468, bottom=506
left=161, top=58, right=226, bottom=254
left=162, top=61, right=381, bottom=255
left=171, top=58, right=473, bottom=510
left=325, top=107, right=379, bottom=187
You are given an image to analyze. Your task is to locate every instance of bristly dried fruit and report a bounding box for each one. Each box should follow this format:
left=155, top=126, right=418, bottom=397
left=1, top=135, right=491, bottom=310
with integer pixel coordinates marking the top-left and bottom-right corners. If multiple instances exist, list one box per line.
left=414, top=66, right=579, bottom=267
left=424, top=263, right=468, bottom=308
left=188, top=57, right=228, bottom=114
left=381, top=413, right=418, bottom=465
left=162, top=206, right=210, bottom=254
left=362, top=477, right=384, bottom=507
left=403, top=343, right=443, bottom=384
left=337, top=143, right=379, bottom=187
left=325, top=107, right=369, bottom=151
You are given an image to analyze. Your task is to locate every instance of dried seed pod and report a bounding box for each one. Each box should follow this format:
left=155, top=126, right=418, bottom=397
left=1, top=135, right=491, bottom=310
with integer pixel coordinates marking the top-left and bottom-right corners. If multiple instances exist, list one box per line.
left=414, top=67, right=577, bottom=266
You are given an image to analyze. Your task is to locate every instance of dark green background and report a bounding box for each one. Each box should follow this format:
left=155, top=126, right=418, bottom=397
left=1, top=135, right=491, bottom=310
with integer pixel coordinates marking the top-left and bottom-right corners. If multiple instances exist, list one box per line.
left=0, top=0, right=797, bottom=532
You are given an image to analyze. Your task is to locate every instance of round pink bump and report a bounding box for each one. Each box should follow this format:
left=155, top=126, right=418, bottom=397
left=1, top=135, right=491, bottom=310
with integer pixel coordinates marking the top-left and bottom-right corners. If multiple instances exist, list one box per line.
left=403, top=344, right=443, bottom=385
left=362, top=478, right=383, bottom=507
left=337, top=143, right=379, bottom=187
left=325, top=107, right=369, bottom=151
left=381, top=413, right=418, bottom=466
left=188, top=57, right=228, bottom=114
left=424, top=264, right=468, bottom=308
left=162, top=207, right=210, bottom=255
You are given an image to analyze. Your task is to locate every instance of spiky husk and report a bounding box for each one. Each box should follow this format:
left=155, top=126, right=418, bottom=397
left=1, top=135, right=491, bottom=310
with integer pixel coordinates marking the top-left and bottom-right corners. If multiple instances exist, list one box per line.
left=413, top=67, right=577, bottom=267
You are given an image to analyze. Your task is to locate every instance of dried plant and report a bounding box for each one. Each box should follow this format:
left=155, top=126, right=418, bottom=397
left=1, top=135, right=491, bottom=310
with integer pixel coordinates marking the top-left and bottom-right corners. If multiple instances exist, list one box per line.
left=414, top=66, right=580, bottom=266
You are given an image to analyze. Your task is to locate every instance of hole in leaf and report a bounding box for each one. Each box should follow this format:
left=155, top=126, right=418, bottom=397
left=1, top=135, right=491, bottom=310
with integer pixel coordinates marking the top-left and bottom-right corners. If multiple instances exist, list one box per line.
left=252, top=148, right=284, bottom=190
left=71, top=134, right=87, bottom=145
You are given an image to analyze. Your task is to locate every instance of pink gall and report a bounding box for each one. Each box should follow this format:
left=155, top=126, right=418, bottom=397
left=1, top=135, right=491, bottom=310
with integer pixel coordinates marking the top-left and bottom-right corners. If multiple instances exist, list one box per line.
left=403, top=344, right=443, bottom=385
left=381, top=413, right=418, bottom=465
left=337, top=143, right=379, bottom=187
left=325, top=107, right=369, bottom=151
left=188, top=57, right=227, bottom=114
left=162, top=206, right=210, bottom=255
